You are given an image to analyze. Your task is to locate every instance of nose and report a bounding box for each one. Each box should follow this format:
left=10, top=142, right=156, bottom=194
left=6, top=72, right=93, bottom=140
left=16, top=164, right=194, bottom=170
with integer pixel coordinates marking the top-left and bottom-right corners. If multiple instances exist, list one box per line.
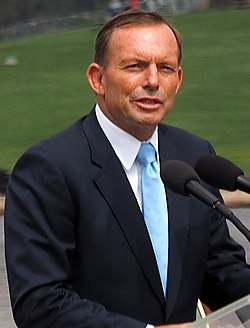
left=144, top=63, right=159, bottom=90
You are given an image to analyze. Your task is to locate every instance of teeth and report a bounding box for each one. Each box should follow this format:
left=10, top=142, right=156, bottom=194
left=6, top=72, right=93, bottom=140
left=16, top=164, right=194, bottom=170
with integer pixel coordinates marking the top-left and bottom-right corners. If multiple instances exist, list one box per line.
left=142, top=100, right=155, bottom=104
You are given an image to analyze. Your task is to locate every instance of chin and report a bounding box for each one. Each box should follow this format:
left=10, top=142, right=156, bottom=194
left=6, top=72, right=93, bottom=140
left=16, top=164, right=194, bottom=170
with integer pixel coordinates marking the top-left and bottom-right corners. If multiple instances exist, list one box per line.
left=140, top=115, right=164, bottom=126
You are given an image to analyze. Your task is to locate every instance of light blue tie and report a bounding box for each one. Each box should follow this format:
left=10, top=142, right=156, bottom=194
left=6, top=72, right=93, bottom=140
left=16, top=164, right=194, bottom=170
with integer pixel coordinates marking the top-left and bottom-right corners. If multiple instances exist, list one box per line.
left=137, top=142, right=168, bottom=295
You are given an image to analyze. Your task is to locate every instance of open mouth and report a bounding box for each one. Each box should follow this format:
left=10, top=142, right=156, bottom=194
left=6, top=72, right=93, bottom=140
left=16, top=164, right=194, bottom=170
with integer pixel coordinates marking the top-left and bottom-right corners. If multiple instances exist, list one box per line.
left=141, top=99, right=159, bottom=104
left=135, top=97, right=163, bottom=109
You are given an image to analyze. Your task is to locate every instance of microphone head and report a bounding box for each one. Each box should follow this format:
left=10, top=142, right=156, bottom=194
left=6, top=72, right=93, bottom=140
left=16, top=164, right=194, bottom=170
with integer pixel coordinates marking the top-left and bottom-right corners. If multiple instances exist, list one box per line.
left=195, top=154, right=244, bottom=191
left=161, top=160, right=200, bottom=196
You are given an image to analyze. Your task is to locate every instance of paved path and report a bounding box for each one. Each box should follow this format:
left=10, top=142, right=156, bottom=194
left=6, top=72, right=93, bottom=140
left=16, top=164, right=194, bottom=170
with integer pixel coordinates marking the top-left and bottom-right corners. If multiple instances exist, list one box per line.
left=1, top=211, right=250, bottom=327
left=0, top=216, right=16, bottom=328
left=227, top=208, right=250, bottom=263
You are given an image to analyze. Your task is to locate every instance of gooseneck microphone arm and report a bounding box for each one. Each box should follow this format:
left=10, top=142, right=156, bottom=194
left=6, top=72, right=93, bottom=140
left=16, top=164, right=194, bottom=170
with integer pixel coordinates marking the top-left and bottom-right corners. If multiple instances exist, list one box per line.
left=161, top=160, right=250, bottom=243
left=225, top=210, right=250, bottom=242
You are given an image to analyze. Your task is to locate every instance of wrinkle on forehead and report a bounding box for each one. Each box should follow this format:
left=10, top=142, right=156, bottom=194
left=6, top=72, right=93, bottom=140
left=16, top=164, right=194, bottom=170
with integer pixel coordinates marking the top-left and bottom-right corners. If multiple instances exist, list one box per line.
left=108, top=24, right=179, bottom=67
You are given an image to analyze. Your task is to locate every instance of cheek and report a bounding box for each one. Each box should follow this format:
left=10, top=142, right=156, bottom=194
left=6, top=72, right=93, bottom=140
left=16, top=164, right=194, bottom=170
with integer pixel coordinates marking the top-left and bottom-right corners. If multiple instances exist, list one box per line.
left=107, top=80, right=134, bottom=102
left=163, top=77, right=180, bottom=95
left=102, top=83, right=125, bottom=110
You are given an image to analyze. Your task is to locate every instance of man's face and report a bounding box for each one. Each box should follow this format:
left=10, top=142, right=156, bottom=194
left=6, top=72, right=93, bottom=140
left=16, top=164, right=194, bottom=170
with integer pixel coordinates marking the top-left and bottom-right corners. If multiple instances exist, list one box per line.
left=88, top=23, right=183, bottom=141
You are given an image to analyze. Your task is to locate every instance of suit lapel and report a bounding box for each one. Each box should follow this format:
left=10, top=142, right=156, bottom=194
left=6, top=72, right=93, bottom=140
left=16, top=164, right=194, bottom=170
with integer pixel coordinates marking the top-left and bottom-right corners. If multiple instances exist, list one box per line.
left=81, top=114, right=191, bottom=318
left=159, top=125, right=191, bottom=321
left=82, top=110, right=166, bottom=307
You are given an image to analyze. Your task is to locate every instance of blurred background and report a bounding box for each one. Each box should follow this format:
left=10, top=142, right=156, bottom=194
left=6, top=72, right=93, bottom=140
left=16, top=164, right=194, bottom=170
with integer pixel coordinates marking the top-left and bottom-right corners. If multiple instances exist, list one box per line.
left=0, top=0, right=250, bottom=176
left=0, top=0, right=249, bottom=38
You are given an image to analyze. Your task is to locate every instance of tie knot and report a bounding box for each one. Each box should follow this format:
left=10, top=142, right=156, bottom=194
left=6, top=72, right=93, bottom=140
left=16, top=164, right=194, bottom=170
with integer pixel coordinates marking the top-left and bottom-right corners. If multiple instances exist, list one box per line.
left=137, top=143, right=156, bottom=167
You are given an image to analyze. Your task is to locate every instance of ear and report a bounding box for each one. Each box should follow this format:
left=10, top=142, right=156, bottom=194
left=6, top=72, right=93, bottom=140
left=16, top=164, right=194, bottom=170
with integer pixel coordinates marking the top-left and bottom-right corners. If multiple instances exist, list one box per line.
left=175, top=66, right=183, bottom=94
left=86, top=63, right=105, bottom=96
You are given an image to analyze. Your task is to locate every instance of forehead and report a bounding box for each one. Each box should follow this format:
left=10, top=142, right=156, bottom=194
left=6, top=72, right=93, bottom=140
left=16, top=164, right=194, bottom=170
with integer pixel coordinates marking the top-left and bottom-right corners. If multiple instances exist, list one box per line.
left=108, top=24, right=179, bottom=61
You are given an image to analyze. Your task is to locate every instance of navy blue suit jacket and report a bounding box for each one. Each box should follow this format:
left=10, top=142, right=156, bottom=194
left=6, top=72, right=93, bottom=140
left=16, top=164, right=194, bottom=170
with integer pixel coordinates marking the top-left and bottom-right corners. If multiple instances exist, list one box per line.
left=5, top=109, right=250, bottom=327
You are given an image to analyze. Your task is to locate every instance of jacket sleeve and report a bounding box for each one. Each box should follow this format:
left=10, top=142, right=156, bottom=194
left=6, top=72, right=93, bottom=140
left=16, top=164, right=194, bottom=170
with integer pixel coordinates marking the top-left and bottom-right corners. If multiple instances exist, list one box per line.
left=197, top=142, right=250, bottom=310
left=4, top=149, right=146, bottom=328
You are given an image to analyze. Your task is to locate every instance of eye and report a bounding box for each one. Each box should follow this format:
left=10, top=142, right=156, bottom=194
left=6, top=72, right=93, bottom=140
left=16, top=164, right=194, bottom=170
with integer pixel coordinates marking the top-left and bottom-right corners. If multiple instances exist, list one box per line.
left=158, top=64, right=176, bottom=74
left=124, top=62, right=147, bottom=72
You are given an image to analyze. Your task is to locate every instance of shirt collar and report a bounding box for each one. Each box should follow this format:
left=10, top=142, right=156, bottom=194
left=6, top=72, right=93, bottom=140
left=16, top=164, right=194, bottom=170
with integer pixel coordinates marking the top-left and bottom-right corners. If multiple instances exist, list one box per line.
left=95, top=104, right=159, bottom=170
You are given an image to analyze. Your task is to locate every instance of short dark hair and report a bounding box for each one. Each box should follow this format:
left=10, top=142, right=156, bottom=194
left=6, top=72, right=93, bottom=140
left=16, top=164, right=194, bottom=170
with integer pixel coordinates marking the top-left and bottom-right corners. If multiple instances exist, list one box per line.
left=94, top=9, right=182, bottom=68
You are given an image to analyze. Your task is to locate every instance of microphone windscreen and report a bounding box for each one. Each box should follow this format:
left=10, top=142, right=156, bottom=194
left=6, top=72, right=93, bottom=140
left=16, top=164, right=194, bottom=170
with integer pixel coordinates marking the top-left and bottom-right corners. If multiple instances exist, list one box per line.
left=195, top=154, right=244, bottom=191
left=161, top=160, right=200, bottom=196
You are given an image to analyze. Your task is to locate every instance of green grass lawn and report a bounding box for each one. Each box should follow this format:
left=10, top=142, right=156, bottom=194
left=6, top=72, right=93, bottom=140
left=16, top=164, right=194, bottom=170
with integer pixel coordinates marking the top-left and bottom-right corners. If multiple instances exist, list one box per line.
left=0, top=8, right=250, bottom=174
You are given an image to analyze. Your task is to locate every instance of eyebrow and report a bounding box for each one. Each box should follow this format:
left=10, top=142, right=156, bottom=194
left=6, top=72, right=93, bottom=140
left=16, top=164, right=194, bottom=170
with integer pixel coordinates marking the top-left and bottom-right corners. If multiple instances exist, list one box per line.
left=119, top=58, right=178, bottom=67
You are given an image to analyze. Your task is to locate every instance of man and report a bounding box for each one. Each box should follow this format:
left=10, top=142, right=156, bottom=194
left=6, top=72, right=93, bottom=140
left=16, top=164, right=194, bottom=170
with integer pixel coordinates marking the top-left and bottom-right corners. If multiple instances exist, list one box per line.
left=4, top=9, right=250, bottom=328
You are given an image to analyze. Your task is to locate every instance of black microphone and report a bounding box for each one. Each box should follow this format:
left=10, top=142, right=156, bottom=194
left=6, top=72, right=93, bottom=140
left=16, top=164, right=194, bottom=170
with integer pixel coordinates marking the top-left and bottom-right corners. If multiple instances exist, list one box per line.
left=195, top=154, right=250, bottom=194
left=161, top=160, right=250, bottom=242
